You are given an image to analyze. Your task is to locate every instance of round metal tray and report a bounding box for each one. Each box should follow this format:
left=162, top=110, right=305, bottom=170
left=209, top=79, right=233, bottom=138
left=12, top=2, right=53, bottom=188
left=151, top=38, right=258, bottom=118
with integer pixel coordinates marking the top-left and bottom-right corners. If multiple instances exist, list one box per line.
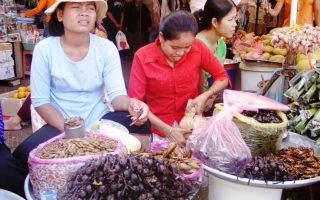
left=204, top=132, right=320, bottom=189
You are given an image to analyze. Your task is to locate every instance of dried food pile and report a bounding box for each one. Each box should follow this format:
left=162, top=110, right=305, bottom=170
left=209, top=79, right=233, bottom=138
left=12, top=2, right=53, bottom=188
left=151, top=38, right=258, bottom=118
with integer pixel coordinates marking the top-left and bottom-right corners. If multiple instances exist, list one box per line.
left=35, top=136, right=118, bottom=159
left=63, top=154, right=200, bottom=200
left=239, top=147, right=320, bottom=182
left=241, top=110, right=282, bottom=123
left=64, top=116, right=84, bottom=128
left=138, top=143, right=201, bottom=175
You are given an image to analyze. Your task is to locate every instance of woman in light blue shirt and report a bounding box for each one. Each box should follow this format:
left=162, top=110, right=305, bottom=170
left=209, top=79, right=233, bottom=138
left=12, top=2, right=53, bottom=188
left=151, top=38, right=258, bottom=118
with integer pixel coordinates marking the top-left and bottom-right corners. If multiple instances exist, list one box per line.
left=13, top=0, right=150, bottom=168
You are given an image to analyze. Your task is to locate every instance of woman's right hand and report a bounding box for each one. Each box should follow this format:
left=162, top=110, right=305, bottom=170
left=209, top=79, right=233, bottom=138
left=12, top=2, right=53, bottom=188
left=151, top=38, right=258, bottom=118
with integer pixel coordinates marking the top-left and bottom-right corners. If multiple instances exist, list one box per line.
left=166, top=127, right=191, bottom=147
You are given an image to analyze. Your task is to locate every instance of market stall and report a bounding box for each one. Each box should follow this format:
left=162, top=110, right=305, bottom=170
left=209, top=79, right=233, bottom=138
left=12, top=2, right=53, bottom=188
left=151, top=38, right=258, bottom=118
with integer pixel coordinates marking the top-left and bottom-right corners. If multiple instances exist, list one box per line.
left=14, top=0, right=320, bottom=199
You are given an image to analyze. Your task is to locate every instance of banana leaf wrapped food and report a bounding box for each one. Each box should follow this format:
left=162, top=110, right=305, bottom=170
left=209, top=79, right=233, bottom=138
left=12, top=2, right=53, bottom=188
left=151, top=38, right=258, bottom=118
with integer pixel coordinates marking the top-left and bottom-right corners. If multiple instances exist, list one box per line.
left=214, top=103, right=288, bottom=156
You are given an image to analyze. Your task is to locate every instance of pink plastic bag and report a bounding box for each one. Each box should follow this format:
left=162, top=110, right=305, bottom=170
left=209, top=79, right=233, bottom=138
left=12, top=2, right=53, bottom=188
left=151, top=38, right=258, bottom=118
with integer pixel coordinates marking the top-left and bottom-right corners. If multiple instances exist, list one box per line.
left=28, top=131, right=127, bottom=199
left=187, top=108, right=251, bottom=174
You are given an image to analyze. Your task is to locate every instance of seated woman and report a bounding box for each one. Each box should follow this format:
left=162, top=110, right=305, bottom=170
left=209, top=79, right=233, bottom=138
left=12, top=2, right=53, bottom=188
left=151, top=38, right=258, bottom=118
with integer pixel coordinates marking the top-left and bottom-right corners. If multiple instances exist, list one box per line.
left=13, top=0, right=150, bottom=169
left=128, top=11, right=229, bottom=147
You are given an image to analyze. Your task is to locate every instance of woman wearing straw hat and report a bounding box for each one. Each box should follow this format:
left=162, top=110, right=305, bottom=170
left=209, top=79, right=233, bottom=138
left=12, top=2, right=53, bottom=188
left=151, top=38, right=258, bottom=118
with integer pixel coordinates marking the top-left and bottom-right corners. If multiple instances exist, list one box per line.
left=12, top=0, right=151, bottom=169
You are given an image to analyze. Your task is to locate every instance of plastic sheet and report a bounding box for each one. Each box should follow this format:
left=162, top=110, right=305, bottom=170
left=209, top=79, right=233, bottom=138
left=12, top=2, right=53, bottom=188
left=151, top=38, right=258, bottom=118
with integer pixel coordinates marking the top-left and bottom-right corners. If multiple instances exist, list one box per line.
left=263, top=70, right=285, bottom=103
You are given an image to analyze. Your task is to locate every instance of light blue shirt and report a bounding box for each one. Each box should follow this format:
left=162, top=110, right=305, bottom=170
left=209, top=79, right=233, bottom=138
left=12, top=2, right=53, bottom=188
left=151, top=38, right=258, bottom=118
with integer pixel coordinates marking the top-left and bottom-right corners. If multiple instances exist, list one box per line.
left=30, top=34, right=127, bottom=128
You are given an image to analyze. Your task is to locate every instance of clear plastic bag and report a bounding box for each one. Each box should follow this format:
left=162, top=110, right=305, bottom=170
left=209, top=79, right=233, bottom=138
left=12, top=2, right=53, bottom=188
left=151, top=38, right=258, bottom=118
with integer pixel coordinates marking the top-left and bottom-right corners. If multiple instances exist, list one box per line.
left=187, top=108, right=251, bottom=175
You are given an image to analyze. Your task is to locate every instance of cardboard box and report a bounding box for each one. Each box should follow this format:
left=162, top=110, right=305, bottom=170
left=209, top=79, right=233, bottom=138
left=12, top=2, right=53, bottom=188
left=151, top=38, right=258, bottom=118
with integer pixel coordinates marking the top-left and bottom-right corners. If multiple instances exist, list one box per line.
left=0, top=65, right=15, bottom=80
left=0, top=90, right=25, bottom=117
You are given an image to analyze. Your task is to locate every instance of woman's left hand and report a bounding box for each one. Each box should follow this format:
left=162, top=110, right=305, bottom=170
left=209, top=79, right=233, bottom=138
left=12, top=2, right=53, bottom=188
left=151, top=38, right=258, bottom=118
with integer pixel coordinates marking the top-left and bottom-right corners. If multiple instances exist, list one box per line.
left=128, top=98, right=149, bottom=126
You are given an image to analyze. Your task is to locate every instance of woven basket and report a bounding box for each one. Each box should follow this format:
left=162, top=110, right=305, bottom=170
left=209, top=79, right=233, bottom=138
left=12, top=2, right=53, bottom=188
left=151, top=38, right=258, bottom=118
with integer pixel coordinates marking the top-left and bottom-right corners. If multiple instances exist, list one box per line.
left=214, top=103, right=288, bottom=156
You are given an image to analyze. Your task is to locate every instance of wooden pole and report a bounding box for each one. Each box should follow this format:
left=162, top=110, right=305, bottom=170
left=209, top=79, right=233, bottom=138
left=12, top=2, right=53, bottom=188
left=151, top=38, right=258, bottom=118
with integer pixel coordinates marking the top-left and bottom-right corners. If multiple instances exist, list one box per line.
left=289, top=0, right=298, bottom=26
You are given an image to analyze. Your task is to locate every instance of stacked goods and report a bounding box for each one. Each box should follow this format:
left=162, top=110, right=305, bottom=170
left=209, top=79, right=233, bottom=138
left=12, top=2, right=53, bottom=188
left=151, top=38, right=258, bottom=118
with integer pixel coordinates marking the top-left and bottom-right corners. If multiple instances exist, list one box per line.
left=28, top=132, right=126, bottom=199
left=231, top=30, right=287, bottom=63
left=214, top=104, right=288, bottom=156
left=0, top=43, right=15, bottom=80
left=239, top=147, right=320, bottom=181
left=63, top=154, right=201, bottom=200
left=260, top=33, right=286, bottom=63
left=224, top=29, right=247, bottom=45
left=232, top=32, right=263, bottom=60
left=285, top=69, right=320, bottom=144
left=271, top=25, right=320, bottom=54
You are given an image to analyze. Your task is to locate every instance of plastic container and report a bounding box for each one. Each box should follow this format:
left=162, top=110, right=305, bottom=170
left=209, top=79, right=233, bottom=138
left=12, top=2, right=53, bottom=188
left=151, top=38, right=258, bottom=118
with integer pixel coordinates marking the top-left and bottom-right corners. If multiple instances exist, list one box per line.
left=64, top=117, right=85, bottom=139
left=40, top=188, right=57, bottom=200
left=208, top=175, right=282, bottom=200
left=239, top=62, right=280, bottom=92
left=224, top=59, right=239, bottom=89
left=226, top=69, right=236, bottom=89
left=22, top=43, right=36, bottom=51
left=0, top=189, right=25, bottom=200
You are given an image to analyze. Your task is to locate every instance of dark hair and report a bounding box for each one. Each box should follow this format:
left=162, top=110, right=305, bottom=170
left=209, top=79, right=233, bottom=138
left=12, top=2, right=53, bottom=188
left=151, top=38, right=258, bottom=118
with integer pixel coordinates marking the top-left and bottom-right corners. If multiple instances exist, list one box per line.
left=194, top=0, right=235, bottom=31
left=48, top=3, right=66, bottom=36
left=159, top=10, right=198, bottom=40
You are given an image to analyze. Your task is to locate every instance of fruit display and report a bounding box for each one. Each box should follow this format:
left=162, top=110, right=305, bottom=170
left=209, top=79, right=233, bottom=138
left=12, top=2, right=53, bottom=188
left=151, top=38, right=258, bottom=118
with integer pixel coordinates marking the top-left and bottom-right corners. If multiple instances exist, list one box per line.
left=224, top=29, right=246, bottom=45
left=63, top=154, right=201, bottom=200
left=13, top=85, right=30, bottom=99
left=239, top=147, right=320, bottom=181
left=231, top=26, right=320, bottom=66
left=285, top=69, right=320, bottom=144
left=232, top=30, right=287, bottom=63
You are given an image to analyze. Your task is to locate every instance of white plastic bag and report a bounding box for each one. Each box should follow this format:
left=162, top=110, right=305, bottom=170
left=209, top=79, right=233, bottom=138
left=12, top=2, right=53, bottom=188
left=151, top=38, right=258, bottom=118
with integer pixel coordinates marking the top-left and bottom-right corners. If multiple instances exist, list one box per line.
left=115, top=30, right=129, bottom=51
left=189, top=0, right=206, bottom=13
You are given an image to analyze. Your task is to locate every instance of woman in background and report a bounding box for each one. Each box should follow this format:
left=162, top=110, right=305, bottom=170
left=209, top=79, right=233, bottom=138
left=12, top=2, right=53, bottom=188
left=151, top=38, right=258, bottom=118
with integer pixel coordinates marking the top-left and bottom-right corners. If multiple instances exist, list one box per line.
left=25, top=0, right=56, bottom=37
left=194, top=0, right=237, bottom=105
left=103, top=0, right=125, bottom=45
left=266, top=0, right=320, bottom=27
left=128, top=11, right=229, bottom=146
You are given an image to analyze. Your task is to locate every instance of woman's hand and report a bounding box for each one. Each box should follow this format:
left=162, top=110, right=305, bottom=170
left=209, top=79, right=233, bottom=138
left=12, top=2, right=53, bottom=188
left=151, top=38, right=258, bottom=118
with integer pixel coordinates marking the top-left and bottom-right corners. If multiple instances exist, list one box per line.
left=188, top=91, right=213, bottom=115
left=128, top=98, right=149, bottom=126
left=96, top=20, right=106, bottom=33
left=203, top=94, right=217, bottom=112
left=166, top=127, right=191, bottom=147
